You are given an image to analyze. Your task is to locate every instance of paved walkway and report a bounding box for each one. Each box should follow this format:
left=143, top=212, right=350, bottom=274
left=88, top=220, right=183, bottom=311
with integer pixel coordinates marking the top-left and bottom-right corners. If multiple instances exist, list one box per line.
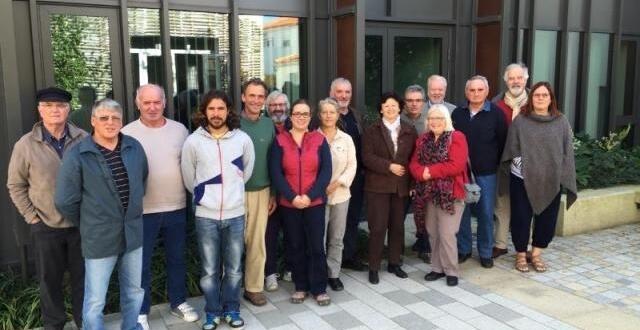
left=93, top=222, right=640, bottom=330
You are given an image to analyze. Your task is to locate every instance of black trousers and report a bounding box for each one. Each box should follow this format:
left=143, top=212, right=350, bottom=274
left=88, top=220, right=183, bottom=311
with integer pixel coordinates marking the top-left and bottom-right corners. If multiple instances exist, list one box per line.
left=342, top=171, right=364, bottom=261
left=264, top=207, right=290, bottom=276
left=32, top=225, right=84, bottom=329
left=509, top=174, right=562, bottom=253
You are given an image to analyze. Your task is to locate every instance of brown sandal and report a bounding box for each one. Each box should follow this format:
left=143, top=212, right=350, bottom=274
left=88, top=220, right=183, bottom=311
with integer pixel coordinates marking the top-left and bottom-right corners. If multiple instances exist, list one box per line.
left=315, top=293, right=331, bottom=306
left=290, top=291, right=308, bottom=304
left=515, top=253, right=529, bottom=272
left=530, top=255, right=547, bottom=272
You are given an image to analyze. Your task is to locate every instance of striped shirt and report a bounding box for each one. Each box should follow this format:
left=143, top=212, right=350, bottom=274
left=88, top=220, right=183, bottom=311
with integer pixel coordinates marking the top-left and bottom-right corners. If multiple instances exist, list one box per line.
left=97, top=141, right=130, bottom=211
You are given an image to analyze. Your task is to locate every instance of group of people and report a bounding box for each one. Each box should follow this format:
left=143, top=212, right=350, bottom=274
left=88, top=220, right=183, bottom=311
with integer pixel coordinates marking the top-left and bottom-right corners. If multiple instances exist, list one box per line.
left=6, top=62, right=577, bottom=330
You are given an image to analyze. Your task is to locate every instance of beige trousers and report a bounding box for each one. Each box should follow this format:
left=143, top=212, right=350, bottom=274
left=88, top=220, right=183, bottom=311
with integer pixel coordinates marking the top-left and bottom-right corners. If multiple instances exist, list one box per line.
left=425, top=201, right=465, bottom=276
left=494, top=193, right=511, bottom=249
left=244, top=187, right=270, bottom=292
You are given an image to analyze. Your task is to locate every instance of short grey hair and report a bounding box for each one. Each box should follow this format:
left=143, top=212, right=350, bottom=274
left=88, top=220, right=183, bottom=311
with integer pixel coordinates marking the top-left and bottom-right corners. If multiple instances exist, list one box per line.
left=92, top=98, right=123, bottom=116
left=404, top=84, right=425, bottom=99
left=503, top=63, right=529, bottom=82
left=135, top=84, right=166, bottom=104
left=427, top=75, right=448, bottom=89
left=265, top=90, right=290, bottom=111
left=318, top=97, right=339, bottom=112
left=426, top=104, right=454, bottom=132
left=465, top=75, right=489, bottom=90
left=330, top=77, right=352, bottom=93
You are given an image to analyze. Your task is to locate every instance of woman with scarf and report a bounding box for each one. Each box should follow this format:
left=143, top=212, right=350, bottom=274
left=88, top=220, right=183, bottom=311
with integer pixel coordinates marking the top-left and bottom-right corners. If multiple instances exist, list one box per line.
left=501, top=81, right=577, bottom=273
left=409, top=104, right=468, bottom=286
left=362, top=92, right=417, bottom=284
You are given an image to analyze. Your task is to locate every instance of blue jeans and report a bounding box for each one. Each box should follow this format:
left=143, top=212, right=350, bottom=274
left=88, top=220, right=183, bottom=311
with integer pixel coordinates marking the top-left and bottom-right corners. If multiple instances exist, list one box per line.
left=457, top=173, right=497, bottom=259
left=83, top=247, right=144, bottom=330
left=140, top=208, right=187, bottom=314
left=195, top=216, right=245, bottom=316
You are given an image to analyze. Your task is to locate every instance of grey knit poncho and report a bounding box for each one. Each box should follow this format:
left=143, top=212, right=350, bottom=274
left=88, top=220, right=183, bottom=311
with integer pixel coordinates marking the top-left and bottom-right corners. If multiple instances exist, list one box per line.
left=501, top=112, right=577, bottom=214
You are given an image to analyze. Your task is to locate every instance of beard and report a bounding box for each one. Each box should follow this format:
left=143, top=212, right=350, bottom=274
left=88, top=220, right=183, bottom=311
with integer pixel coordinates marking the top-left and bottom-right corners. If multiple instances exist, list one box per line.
left=271, top=113, right=288, bottom=124
left=208, top=117, right=226, bottom=130
left=337, top=100, right=350, bottom=109
left=508, top=85, right=525, bottom=97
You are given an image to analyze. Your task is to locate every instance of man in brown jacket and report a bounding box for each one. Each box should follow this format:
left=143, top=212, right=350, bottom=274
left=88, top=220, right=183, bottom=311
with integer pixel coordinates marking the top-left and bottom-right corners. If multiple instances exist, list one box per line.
left=7, top=87, right=87, bottom=330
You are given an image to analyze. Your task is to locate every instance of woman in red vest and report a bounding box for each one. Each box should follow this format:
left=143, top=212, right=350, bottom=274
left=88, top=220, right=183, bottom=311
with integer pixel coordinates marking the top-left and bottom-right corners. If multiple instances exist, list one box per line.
left=270, top=99, right=333, bottom=306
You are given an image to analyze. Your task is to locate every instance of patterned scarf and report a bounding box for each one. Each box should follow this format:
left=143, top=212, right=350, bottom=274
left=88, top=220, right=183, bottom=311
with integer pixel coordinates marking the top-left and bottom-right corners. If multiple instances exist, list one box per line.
left=414, top=131, right=456, bottom=221
left=504, top=91, right=527, bottom=119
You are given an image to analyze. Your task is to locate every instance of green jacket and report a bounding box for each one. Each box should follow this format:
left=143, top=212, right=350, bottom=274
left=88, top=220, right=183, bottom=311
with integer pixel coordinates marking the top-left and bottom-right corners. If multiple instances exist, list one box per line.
left=55, top=134, right=148, bottom=259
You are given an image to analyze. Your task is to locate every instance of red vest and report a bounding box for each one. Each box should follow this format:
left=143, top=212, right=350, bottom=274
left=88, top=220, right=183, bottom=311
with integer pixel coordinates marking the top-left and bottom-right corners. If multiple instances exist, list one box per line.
left=275, top=131, right=326, bottom=208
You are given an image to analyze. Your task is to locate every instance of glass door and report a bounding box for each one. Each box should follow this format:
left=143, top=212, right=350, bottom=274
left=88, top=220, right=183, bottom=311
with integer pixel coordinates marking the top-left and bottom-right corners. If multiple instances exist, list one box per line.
left=38, top=5, right=125, bottom=128
left=365, top=24, right=450, bottom=122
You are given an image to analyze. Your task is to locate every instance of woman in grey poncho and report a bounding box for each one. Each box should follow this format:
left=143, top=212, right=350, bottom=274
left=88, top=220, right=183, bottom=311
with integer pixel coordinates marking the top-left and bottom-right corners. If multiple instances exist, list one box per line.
left=501, top=81, right=577, bottom=273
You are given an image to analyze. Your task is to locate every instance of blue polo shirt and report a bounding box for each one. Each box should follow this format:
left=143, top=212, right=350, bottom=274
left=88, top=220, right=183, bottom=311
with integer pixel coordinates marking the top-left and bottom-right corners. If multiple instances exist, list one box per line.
left=42, top=125, right=69, bottom=158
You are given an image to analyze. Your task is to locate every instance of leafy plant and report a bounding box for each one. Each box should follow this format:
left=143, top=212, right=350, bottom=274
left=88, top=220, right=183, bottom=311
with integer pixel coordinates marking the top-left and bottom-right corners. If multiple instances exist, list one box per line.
left=574, top=125, right=640, bottom=190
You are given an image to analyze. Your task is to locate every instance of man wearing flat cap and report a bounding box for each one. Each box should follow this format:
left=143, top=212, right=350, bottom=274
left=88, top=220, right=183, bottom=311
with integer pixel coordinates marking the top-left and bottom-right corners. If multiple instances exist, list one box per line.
left=7, top=87, right=88, bottom=329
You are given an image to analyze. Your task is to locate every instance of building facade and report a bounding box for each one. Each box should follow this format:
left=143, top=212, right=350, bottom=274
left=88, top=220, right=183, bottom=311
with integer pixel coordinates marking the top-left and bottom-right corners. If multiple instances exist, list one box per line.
left=1, top=0, right=639, bottom=268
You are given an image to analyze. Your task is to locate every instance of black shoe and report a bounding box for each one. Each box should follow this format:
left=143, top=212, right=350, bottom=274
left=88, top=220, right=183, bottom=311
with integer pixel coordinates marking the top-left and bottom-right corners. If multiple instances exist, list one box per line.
left=412, top=236, right=427, bottom=252
left=368, top=270, right=379, bottom=284
left=387, top=264, right=408, bottom=279
left=418, top=252, right=432, bottom=264
left=424, top=271, right=445, bottom=281
left=342, top=259, right=366, bottom=271
left=328, top=278, right=344, bottom=291
left=480, top=258, right=494, bottom=268
left=458, top=253, right=471, bottom=263
left=492, top=247, right=508, bottom=259
left=446, top=276, right=458, bottom=286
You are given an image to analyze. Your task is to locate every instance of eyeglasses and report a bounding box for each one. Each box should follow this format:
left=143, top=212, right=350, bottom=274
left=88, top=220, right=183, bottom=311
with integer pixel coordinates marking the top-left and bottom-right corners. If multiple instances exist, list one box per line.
left=533, top=93, right=550, bottom=98
left=94, top=115, right=122, bottom=123
left=39, top=102, right=69, bottom=109
left=291, top=112, right=310, bottom=118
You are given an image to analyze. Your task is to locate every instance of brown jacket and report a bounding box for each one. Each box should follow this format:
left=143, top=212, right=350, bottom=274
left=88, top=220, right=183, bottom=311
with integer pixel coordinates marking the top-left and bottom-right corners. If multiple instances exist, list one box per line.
left=362, top=119, right=417, bottom=196
left=7, top=122, right=87, bottom=228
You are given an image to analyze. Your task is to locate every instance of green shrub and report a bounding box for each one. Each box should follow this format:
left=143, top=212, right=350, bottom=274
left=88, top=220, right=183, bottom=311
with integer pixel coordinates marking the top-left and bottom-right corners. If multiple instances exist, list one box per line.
left=574, top=125, right=640, bottom=190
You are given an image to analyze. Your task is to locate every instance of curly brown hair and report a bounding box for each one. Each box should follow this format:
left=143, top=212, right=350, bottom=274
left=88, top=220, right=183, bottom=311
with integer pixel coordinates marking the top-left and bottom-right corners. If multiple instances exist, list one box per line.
left=193, top=90, right=240, bottom=130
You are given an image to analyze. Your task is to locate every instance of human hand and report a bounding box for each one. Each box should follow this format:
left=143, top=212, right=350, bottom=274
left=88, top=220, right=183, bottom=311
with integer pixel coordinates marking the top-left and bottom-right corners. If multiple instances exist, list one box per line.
left=389, top=163, right=406, bottom=176
left=268, top=196, right=277, bottom=215
left=422, top=167, right=431, bottom=180
left=326, top=181, right=340, bottom=195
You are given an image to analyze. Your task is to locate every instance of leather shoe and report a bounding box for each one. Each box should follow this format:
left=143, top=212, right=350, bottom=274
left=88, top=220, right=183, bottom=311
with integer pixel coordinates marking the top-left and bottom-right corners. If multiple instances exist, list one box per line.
left=387, top=264, right=408, bottom=279
left=424, top=271, right=445, bottom=281
left=243, top=291, right=267, bottom=306
left=492, top=247, right=508, bottom=258
left=458, top=253, right=471, bottom=263
left=368, top=270, right=379, bottom=284
left=480, top=258, right=494, bottom=268
left=446, top=276, right=458, bottom=286
left=328, top=277, right=344, bottom=291
left=342, top=259, right=366, bottom=271
left=418, top=252, right=432, bottom=264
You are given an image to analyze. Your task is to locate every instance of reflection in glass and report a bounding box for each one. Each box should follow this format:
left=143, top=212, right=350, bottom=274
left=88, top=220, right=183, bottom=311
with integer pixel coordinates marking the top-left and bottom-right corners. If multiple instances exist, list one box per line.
left=50, top=14, right=112, bottom=121
left=169, top=11, right=230, bottom=129
left=393, top=36, right=441, bottom=96
left=128, top=8, right=164, bottom=89
left=584, top=33, right=611, bottom=138
left=562, top=32, right=581, bottom=128
left=365, top=35, right=382, bottom=123
left=532, top=30, right=558, bottom=86
left=612, top=40, right=636, bottom=117
left=239, top=16, right=302, bottom=101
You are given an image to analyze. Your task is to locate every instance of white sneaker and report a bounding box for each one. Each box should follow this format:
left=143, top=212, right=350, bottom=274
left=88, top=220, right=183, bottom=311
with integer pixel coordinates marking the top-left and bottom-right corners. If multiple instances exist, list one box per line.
left=265, top=273, right=278, bottom=291
left=282, top=271, right=292, bottom=282
left=137, top=314, right=150, bottom=330
left=170, top=302, right=200, bottom=322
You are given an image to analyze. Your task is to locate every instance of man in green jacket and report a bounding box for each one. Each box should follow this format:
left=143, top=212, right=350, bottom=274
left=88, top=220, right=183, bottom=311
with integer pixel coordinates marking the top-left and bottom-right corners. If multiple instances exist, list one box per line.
left=7, top=87, right=87, bottom=330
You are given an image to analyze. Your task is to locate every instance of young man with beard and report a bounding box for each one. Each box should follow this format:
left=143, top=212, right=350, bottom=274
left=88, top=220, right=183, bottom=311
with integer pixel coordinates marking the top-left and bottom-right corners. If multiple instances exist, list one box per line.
left=491, top=63, right=529, bottom=259
left=181, top=90, right=255, bottom=330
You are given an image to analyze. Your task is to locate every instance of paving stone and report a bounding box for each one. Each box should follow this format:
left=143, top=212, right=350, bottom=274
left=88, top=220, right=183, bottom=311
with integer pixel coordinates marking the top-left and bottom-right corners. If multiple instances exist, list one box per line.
left=384, top=289, right=423, bottom=306
left=467, top=314, right=515, bottom=330
left=429, top=314, right=475, bottom=330
left=507, top=317, right=554, bottom=330
left=475, top=302, right=524, bottom=322
left=415, top=287, right=457, bottom=306
left=392, top=312, right=438, bottom=330
left=254, top=310, right=295, bottom=329
left=289, top=311, right=334, bottom=330
left=405, top=301, right=446, bottom=320
left=321, top=310, right=364, bottom=330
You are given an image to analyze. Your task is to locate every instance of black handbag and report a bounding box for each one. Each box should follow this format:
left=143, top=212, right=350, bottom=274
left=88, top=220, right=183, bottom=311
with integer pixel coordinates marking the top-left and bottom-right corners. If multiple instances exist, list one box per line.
left=464, top=158, right=481, bottom=204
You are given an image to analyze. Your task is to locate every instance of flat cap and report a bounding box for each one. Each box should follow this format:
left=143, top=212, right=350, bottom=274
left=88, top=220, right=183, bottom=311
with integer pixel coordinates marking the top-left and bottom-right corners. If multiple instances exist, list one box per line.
left=36, top=87, right=72, bottom=103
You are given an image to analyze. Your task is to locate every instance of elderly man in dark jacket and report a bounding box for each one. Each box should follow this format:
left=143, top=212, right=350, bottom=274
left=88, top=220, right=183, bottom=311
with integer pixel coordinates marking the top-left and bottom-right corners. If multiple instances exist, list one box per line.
left=55, top=98, right=148, bottom=330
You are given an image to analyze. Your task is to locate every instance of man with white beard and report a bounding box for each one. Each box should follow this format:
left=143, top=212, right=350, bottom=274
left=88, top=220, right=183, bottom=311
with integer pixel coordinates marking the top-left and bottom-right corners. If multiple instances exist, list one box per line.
left=491, top=63, right=529, bottom=259
left=265, top=91, right=290, bottom=134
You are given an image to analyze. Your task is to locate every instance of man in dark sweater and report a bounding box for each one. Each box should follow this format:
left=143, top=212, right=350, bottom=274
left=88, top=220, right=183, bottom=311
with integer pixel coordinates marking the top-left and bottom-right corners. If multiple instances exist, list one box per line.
left=451, top=75, right=507, bottom=269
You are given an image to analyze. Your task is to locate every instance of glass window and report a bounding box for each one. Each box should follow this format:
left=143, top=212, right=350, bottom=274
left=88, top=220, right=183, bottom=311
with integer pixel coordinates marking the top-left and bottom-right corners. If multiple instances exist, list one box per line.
left=239, top=15, right=303, bottom=101
left=393, top=36, right=442, bottom=95
left=128, top=8, right=163, bottom=89
left=584, top=33, right=611, bottom=138
left=532, top=30, right=559, bottom=86
left=562, top=32, right=582, bottom=128
left=365, top=35, right=383, bottom=123
left=612, top=40, right=636, bottom=117
left=169, top=10, right=230, bottom=129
